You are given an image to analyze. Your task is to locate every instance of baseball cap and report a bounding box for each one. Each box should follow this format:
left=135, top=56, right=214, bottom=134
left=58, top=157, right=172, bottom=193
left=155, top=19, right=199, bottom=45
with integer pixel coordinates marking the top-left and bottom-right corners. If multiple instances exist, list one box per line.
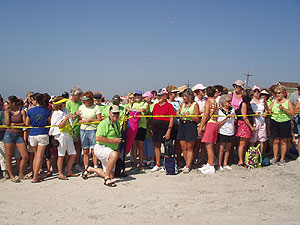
left=192, top=83, right=206, bottom=91
left=112, top=95, right=121, bottom=102
left=133, top=90, right=142, bottom=95
left=157, top=88, right=168, bottom=96
left=143, top=91, right=153, bottom=99
left=252, top=85, right=261, bottom=91
left=110, top=105, right=120, bottom=113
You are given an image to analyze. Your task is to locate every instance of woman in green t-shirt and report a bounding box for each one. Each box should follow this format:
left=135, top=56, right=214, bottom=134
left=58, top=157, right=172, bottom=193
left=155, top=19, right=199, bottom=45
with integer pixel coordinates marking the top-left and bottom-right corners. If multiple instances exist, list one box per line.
left=269, top=86, right=294, bottom=166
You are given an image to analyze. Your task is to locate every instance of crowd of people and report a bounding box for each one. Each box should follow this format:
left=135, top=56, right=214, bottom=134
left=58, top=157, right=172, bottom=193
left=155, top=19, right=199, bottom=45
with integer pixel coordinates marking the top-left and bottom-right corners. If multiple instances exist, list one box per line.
left=0, top=80, right=299, bottom=187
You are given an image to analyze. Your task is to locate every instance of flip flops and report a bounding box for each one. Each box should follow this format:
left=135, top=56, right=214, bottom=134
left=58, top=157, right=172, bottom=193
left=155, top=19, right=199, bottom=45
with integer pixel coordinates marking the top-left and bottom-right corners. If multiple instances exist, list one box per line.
left=66, top=173, right=79, bottom=177
left=10, top=176, right=20, bottom=183
left=58, top=176, right=69, bottom=180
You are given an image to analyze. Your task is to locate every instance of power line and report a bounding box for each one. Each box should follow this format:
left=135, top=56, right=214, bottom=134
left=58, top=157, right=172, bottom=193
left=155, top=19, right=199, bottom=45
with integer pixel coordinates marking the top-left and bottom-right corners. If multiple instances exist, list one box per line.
left=244, top=68, right=254, bottom=87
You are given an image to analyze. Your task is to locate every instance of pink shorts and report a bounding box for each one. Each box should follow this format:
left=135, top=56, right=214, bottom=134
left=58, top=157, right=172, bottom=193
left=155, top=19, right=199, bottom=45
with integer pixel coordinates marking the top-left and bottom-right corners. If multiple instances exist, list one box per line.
left=201, top=122, right=218, bottom=143
left=250, top=123, right=267, bottom=142
left=236, top=120, right=253, bottom=139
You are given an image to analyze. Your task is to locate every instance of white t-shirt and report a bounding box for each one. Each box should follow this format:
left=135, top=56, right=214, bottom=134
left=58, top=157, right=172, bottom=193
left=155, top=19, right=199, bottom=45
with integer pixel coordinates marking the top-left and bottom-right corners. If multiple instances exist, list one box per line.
left=195, top=96, right=207, bottom=114
left=217, top=108, right=235, bottom=136
left=250, top=99, right=265, bottom=125
left=49, top=108, right=72, bottom=136
left=78, top=104, right=101, bottom=130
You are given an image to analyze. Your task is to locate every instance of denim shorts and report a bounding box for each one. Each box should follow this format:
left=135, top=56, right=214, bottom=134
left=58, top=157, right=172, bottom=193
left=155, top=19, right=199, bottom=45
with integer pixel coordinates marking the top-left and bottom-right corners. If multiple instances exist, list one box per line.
left=80, top=129, right=96, bottom=149
left=3, top=131, right=25, bottom=144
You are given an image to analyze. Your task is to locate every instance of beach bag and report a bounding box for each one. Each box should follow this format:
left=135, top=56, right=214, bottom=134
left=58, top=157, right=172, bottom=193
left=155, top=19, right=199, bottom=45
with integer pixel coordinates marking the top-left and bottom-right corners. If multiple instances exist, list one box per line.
left=163, top=139, right=178, bottom=175
left=245, top=144, right=262, bottom=169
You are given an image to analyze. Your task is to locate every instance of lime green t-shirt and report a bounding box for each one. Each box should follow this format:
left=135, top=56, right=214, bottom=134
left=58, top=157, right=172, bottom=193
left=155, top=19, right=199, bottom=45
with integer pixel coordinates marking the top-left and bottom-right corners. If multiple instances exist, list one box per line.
left=66, top=99, right=82, bottom=135
left=131, top=101, right=149, bottom=129
left=96, top=118, right=121, bottom=150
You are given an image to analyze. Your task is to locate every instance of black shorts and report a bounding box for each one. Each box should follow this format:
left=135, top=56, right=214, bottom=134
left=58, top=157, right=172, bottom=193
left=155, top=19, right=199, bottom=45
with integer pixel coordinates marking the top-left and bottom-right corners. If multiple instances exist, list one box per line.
left=135, top=128, right=146, bottom=141
left=217, top=133, right=234, bottom=143
left=177, top=121, right=197, bottom=141
left=170, top=125, right=178, bottom=140
left=152, top=119, right=169, bottom=143
left=270, top=119, right=292, bottom=139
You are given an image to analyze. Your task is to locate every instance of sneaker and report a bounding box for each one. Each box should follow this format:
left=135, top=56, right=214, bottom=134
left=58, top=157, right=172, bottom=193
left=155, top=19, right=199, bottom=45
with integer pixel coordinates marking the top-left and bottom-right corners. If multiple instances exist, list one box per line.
left=198, top=163, right=209, bottom=172
left=270, top=158, right=277, bottom=165
left=223, top=165, right=232, bottom=170
left=183, top=167, right=191, bottom=174
left=149, top=161, right=155, bottom=169
left=201, top=165, right=215, bottom=174
left=277, top=160, right=286, bottom=166
left=74, top=164, right=83, bottom=172
left=151, top=165, right=161, bottom=172
left=160, top=167, right=165, bottom=172
left=297, top=157, right=300, bottom=163
left=218, top=166, right=224, bottom=171
left=2, top=171, right=9, bottom=180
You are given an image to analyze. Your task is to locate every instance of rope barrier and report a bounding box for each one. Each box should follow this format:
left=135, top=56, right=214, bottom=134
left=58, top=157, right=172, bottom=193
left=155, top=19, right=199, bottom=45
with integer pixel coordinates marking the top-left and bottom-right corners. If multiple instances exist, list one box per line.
left=0, top=111, right=299, bottom=129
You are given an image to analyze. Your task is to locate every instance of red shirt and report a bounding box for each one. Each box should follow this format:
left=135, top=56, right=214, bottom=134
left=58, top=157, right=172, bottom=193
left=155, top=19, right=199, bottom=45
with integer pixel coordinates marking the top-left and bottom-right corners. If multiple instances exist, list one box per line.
left=152, top=102, right=175, bottom=121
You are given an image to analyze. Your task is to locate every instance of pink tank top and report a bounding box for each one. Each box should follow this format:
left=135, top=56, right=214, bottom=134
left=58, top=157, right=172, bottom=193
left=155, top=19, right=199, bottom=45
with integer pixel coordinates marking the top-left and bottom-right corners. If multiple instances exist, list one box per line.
left=231, top=93, right=243, bottom=110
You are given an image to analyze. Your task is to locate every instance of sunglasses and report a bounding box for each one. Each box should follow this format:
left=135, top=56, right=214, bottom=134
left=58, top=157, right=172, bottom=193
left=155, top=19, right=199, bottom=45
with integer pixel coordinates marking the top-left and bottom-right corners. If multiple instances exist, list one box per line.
left=112, top=112, right=120, bottom=115
left=94, top=97, right=102, bottom=100
left=254, top=90, right=260, bottom=93
left=276, top=92, right=282, bottom=95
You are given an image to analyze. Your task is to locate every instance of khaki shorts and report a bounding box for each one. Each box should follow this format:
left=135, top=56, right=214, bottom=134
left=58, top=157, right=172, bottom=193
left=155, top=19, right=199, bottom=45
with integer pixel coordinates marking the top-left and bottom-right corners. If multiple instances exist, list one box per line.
left=72, top=133, right=81, bottom=143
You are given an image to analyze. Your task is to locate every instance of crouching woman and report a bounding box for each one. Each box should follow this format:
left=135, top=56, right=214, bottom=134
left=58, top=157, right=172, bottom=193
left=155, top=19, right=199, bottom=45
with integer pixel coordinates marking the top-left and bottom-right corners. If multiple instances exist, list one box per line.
left=88, top=105, right=122, bottom=187
left=49, top=97, right=78, bottom=180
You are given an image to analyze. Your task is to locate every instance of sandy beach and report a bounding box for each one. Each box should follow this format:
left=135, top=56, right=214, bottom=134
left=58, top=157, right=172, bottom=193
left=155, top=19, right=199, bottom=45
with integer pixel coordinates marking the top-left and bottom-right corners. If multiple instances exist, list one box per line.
left=0, top=158, right=300, bottom=225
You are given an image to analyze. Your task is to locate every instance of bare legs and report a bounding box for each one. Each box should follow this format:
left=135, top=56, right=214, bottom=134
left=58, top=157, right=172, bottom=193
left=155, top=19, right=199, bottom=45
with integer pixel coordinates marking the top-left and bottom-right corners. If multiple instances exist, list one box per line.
left=180, top=141, right=194, bottom=169
left=5, top=142, right=29, bottom=179
left=238, top=138, right=249, bottom=165
left=32, top=145, right=47, bottom=182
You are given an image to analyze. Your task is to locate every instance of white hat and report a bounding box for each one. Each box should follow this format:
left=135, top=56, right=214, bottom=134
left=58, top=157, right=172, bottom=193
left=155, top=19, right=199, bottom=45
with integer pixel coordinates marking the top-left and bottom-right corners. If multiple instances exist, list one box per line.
left=192, top=83, right=206, bottom=91
left=232, top=80, right=244, bottom=88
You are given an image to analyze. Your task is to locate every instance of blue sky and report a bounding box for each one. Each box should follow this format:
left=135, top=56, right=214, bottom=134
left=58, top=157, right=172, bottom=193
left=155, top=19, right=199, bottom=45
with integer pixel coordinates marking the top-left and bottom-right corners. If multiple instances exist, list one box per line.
left=0, top=0, right=299, bottom=99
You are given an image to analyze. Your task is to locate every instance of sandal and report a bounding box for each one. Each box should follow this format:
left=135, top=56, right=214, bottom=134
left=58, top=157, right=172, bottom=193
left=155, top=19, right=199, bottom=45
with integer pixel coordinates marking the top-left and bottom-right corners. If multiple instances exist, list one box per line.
left=58, top=176, right=69, bottom=180
left=238, top=163, right=247, bottom=168
left=82, top=166, right=89, bottom=180
left=104, top=178, right=117, bottom=187
left=31, top=177, right=43, bottom=183
left=139, top=167, right=146, bottom=173
left=10, top=176, right=21, bottom=183
left=19, top=173, right=32, bottom=180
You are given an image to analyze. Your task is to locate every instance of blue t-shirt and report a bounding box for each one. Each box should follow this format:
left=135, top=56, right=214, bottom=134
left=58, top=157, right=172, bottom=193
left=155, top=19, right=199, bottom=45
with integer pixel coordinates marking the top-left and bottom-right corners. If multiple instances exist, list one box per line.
left=27, top=106, right=51, bottom=136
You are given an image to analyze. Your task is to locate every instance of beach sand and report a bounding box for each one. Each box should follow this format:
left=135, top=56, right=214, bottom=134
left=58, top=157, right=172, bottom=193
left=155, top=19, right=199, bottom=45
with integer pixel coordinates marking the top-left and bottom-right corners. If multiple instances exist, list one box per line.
left=0, top=160, right=300, bottom=225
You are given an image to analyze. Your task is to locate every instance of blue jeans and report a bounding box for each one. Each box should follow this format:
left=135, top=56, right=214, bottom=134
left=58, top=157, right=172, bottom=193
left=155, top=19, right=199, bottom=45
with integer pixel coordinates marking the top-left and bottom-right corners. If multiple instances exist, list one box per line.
left=80, top=129, right=96, bottom=149
left=143, top=138, right=155, bottom=158
left=3, top=131, right=24, bottom=144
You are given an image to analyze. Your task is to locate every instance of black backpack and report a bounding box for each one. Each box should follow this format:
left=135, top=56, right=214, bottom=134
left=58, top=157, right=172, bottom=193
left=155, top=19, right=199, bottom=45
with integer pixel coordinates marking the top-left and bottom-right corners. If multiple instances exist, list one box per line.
left=163, top=139, right=178, bottom=175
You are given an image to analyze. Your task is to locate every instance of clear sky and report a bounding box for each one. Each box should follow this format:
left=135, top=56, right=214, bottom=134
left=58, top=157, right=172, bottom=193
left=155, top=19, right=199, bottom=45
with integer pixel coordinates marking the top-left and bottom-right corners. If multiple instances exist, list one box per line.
left=0, top=0, right=299, bottom=99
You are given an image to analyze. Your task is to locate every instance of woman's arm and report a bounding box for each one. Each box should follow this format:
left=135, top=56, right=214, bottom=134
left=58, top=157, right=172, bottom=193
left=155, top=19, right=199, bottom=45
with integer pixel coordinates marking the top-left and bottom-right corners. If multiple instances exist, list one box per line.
left=192, top=103, right=200, bottom=123
left=58, top=113, right=72, bottom=129
left=25, top=116, right=31, bottom=127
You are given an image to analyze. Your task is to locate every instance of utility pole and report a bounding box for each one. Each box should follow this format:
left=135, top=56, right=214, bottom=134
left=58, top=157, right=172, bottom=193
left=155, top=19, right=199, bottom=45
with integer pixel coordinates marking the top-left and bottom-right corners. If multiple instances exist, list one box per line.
left=244, top=68, right=253, bottom=88
left=185, top=80, right=190, bottom=88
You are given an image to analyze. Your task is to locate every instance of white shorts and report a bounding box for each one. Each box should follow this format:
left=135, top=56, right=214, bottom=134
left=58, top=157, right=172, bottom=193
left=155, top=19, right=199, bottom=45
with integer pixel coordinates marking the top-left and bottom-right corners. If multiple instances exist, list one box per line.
left=94, top=144, right=115, bottom=173
left=29, top=134, right=49, bottom=147
left=56, top=133, right=76, bottom=157
left=0, top=141, right=7, bottom=170
left=250, top=123, right=267, bottom=143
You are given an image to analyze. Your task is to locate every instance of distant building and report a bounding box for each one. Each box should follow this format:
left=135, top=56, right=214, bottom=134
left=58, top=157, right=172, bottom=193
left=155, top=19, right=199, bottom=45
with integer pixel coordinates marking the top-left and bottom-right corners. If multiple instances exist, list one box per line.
left=276, top=81, right=300, bottom=90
